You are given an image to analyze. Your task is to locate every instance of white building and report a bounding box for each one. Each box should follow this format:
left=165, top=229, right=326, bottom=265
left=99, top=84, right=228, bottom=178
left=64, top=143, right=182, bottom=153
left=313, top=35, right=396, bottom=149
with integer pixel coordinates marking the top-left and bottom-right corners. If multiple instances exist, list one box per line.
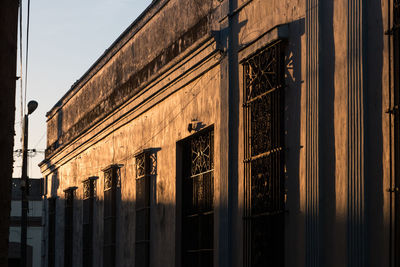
left=8, top=178, right=43, bottom=267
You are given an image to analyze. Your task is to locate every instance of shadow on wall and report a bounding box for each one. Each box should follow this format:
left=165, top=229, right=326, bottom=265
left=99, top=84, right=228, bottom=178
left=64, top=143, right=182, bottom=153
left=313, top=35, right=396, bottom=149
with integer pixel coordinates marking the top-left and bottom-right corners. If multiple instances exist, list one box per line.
left=364, top=0, right=384, bottom=265
left=319, top=0, right=336, bottom=265
left=285, top=17, right=305, bottom=267
left=8, top=242, right=33, bottom=267
left=45, top=149, right=165, bottom=267
left=41, top=4, right=388, bottom=264
left=50, top=169, right=59, bottom=198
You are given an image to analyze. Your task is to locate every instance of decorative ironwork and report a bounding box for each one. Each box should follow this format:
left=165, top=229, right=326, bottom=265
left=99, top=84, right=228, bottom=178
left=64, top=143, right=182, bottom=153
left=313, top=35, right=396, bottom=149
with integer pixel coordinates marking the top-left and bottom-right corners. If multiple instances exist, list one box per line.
left=182, top=128, right=214, bottom=267
left=83, top=181, right=91, bottom=200
left=104, top=169, right=114, bottom=191
left=190, top=131, right=213, bottom=176
left=150, top=153, right=157, bottom=175
left=83, top=178, right=96, bottom=267
left=243, top=41, right=285, bottom=267
left=64, top=188, right=77, bottom=267
left=103, top=165, right=120, bottom=267
left=135, top=150, right=156, bottom=267
left=83, top=177, right=97, bottom=200
left=136, top=153, right=146, bottom=178
left=244, top=44, right=281, bottom=103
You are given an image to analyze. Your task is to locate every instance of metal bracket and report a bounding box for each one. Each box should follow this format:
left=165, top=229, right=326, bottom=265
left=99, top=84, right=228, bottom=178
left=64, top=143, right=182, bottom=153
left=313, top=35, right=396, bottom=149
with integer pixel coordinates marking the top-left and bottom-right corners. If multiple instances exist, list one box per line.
left=387, top=187, right=400, bottom=193
left=386, top=105, right=399, bottom=114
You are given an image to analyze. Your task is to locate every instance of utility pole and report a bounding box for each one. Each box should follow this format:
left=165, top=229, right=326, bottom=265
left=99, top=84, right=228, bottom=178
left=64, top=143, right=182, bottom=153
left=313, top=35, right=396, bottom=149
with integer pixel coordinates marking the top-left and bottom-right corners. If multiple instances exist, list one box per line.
left=20, top=100, right=38, bottom=267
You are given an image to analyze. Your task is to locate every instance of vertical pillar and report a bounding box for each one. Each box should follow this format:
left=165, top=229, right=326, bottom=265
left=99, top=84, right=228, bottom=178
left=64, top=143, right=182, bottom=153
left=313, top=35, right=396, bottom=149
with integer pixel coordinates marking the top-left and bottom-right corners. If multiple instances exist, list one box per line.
left=347, top=0, right=366, bottom=265
left=305, top=0, right=320, bottom=265
left=219, top=0, right=239, bottom=266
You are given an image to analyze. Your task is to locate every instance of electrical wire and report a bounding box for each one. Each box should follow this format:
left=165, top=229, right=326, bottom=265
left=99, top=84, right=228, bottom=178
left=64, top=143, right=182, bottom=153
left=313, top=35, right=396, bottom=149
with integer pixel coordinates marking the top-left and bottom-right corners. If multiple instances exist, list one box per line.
left=24, top=0, right=31, bottom=114
left=46, top=64, right=221, bottom=177
left=19, top=0, right=23, bottom=132
left=33, top=132, right=46, bottom=150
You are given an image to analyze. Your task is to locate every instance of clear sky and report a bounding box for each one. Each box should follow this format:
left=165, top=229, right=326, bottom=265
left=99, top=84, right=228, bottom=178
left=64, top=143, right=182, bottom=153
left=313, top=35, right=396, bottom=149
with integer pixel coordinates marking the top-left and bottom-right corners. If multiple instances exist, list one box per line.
left=13, top=0, right=153, bottom=179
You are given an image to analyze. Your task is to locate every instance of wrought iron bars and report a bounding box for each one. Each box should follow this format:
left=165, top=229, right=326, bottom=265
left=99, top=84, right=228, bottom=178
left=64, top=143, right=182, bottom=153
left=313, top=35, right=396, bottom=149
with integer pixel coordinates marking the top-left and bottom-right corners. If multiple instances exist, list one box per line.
left=64, top=187, right=77, bottom=267
left=135, top=150, right=156, bottom=267
left=83, top=178, right=96, bottom=267
left=182, top=128, right=214, bottom=267
left=243, top=41, right=285, bottom=267
left=103, top=165, right=119, bottom=267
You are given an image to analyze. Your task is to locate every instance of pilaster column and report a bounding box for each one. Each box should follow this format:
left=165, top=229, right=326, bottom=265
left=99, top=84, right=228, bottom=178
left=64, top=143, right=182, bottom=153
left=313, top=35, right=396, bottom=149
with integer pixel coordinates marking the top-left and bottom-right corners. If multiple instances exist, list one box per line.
left=347, top=0, right=366, bottom=265
left=305, top=0, right=320, bottom=265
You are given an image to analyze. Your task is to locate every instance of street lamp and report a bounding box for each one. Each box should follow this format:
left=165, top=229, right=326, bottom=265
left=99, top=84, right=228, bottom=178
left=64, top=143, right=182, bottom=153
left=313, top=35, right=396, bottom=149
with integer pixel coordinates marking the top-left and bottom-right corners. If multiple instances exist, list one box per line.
left=20, top=100, right=38, bottom=267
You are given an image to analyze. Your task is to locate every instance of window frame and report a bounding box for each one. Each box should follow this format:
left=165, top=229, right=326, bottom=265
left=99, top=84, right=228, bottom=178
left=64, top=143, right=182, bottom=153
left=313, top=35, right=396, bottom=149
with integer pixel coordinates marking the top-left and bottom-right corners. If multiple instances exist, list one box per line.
left=135, top=149, right=157, bottom=267
left=181, top=127, right=215, bottom=267
left=63, top=187, right=77, bottom=267
left=82, top=177, right=97, bottom=267
left=103, top=165, right=120, bottom=267
left=242, top=40, right=286, bottom=267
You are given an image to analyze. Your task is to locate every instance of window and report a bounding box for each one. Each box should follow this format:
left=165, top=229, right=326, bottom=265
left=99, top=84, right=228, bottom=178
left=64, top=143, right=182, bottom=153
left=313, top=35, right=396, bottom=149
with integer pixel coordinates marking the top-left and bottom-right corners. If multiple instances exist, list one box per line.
left=135, top=150, right=156, bottom=267
left=64, top=187, right=77, bottom=267
left=242, top=41, right=285, bottom=267
left=83, top=177, right=96, bottom=267
left=103, top=165, right=119, bottom=267
left=181, top=128, right=214, bottom=267
left=48, top=197, right=56, bottom=267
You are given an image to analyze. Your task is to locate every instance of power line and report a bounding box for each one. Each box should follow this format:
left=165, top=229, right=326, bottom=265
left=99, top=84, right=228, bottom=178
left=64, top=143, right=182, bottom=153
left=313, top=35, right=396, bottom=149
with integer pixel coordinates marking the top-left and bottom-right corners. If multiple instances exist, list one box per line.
left=33, top=132, right=46, bottom=150
left=19, top=0, right=23, bottom=133
left=24, top=0, right=31, bottom=115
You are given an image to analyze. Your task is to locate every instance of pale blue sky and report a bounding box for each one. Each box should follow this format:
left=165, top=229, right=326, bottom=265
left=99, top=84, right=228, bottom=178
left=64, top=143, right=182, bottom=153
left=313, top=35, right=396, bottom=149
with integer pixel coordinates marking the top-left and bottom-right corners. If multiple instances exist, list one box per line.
left=13, top=0, right=153, bottom=178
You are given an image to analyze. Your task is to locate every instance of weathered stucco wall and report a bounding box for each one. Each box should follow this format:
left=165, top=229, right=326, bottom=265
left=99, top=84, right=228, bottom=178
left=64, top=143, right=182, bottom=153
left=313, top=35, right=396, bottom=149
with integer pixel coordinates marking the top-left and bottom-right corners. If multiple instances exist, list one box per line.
left=45, top=0, right=219, bottom=157
left=46, top=53, right=221, bottom=267
left=40, top=0, right=394, bottom=266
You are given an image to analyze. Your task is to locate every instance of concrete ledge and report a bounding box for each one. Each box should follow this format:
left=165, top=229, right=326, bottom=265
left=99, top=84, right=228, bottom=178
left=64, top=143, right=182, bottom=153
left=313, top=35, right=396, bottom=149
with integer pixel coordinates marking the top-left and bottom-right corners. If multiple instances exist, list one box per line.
left=238, top=24, right=289, bottom=62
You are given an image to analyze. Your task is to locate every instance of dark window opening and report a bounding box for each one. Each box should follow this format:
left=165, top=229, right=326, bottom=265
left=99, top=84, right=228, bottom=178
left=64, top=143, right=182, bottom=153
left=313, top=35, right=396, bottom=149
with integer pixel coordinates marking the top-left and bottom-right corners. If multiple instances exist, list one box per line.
left=103, top=166, right=119, bottom=267
left=48, top=198, right=56, bottom=267
left=83, top=178, right=96, bottom=267
left=181, top=128, right=214, bottom=267
left=242, top=41, right=285, bottom=267
left=135, top=150, right=156, bottom=267
left=64, top=187, right=76, bottom=267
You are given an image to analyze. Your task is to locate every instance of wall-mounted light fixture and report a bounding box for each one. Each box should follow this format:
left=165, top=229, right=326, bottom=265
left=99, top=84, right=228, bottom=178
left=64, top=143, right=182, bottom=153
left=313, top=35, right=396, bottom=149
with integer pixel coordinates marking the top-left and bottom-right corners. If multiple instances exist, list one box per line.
left=188, top=119, right=205, bottom=133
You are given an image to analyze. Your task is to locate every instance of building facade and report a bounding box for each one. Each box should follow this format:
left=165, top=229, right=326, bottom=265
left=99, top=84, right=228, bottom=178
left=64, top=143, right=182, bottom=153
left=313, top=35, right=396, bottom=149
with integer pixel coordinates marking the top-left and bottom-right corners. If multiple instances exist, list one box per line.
left=40, top=0, right=398, bottom=266
left=8, top=178, right=43, bottom=267
left=0, top=0, right=19, bottom=265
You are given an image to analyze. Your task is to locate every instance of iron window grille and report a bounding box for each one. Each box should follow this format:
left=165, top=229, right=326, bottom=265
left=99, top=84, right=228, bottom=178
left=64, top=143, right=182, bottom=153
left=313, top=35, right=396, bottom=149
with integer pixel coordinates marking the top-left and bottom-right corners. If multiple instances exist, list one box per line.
left=48, top=197, right=56, bottom=267
left=103, top=165, right=119, bottom=267
left=64, top=187, right=77, bottom=267
left=242, top=41, right=285, bottom=267
left=181, top=128, right=214, bottom=267
left=135, top=150, right=156, bottom=267
left=83, top=177, right=97, bottom=267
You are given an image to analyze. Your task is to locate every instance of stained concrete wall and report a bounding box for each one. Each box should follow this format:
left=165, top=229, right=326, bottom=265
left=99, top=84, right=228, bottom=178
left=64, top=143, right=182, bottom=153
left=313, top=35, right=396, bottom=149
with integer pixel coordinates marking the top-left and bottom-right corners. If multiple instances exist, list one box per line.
left=44, top=0, right=219, bottom=157
left=40, top=0, right=393, bottom=266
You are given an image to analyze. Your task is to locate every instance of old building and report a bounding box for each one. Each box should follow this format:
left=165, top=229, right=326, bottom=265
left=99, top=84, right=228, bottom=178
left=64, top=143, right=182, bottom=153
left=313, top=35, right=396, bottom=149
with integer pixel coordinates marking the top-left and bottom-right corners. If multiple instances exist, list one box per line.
left=39, top=0, right=398, bottom=266
left=8, top=178, right=44, bottom=267
left=0, top=0, right=19, bottom=265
